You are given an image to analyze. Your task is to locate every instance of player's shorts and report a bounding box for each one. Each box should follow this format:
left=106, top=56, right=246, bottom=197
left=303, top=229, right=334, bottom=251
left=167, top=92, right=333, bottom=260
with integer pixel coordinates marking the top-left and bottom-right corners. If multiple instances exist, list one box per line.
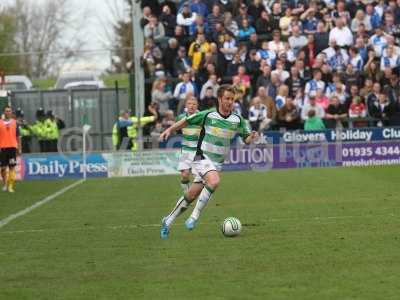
left=191, top=155, right=221, bottom=184
left=177, top=151, right=196, bottom=171
left=0, top=148, right=17, bottom=168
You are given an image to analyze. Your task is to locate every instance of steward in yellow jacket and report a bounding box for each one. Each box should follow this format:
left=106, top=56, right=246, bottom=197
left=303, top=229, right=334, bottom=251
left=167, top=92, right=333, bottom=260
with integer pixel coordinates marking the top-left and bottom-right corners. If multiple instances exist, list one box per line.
left=112, top=105, right=158, bottom=151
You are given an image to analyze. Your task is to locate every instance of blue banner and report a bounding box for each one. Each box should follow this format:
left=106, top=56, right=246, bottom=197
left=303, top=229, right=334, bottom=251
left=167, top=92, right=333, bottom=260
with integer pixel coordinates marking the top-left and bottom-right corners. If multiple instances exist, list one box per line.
left=21, top=154, right=108, bottom=180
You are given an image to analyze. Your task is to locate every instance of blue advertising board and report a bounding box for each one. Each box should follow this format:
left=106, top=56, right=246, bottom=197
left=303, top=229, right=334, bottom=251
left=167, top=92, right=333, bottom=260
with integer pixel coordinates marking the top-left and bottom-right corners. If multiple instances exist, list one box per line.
left=21, top=153, right=107, bottom=180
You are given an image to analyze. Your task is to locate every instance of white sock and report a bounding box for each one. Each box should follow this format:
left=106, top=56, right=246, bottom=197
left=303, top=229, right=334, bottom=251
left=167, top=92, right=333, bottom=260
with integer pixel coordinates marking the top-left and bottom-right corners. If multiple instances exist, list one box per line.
left=180, top=179, right=190, bottom=193
left=165, top=196, right=190, bottom=227
left=190, top=185, right=214, bottom=220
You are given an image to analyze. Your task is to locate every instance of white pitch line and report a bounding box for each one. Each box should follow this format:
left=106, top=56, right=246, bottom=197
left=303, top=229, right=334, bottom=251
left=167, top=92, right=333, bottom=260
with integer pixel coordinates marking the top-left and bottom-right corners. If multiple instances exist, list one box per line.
left=0, top=213, right=396, bottom=235
left=0, top=179, right=85, bottom=229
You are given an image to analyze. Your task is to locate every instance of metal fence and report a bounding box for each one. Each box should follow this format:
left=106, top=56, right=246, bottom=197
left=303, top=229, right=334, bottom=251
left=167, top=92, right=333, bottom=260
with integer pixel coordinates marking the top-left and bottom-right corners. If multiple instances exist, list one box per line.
left=10, top=88, right=130, bottom=152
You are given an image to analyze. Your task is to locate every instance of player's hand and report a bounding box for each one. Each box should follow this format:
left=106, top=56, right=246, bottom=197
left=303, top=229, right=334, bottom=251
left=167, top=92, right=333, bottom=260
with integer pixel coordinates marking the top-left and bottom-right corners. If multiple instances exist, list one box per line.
left=159, top=129, right=171, bottom=141
left=17, top=148, right=22, bottom=156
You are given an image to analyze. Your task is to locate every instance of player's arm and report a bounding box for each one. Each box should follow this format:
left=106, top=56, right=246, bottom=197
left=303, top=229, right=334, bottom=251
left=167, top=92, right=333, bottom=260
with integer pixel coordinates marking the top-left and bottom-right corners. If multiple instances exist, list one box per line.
left=239, top=116, right=259, bottom=145
left=159, top=118, right=188, bottom=141
left=16, top=124, right=22, bottom=155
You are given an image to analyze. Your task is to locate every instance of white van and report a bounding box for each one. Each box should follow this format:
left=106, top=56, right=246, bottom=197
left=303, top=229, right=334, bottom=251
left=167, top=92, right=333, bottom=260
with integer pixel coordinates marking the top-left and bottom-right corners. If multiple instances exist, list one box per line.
left=2, top=75, right=33, bottom=91
left=55, top=71, right=105, bottom=90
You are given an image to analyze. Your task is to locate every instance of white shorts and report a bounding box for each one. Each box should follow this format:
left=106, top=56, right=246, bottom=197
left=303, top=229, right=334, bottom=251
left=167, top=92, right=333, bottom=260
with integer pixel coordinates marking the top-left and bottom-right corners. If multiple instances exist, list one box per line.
left=191, top=155, right=220, bottom=184
left=177, top=151, right=196, bottom=171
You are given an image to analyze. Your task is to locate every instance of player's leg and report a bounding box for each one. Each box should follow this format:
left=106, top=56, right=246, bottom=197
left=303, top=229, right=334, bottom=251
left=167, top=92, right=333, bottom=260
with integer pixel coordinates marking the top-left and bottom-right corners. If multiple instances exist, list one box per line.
left=1, top=167, right=7, bottom=192
left=0, top=150, right=8, bottom=191
left=6, top=149, right=17, bottom=193
left=160, top=182, right=203, bottom=239
left=185, top=170, right=219, bottom=230
left=180, top=169, right=191, bottom=193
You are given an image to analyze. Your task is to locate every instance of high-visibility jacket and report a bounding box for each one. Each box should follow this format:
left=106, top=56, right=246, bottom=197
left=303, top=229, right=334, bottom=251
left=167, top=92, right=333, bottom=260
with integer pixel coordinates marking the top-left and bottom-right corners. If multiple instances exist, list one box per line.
left=44, top=118, right=59, bottom=140
left=112, top=116, right=156, bottom=151
left=30, top=120, right=47, bottom=141
left=0, top=119, right=18, bottom=148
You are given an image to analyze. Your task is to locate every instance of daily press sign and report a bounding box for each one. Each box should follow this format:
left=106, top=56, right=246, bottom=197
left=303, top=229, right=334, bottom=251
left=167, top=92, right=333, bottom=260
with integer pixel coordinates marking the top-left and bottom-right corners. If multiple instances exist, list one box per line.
left=21, top=154, right=108, bottom=180
left=266, top=127, right=400, bottom=144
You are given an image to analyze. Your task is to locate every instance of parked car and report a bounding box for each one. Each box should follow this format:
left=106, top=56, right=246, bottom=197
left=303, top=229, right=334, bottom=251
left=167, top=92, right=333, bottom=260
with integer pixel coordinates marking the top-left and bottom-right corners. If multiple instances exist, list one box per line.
left=55, top=71, right=105, bottom=90
left=2, top=75, right=33, bottom=91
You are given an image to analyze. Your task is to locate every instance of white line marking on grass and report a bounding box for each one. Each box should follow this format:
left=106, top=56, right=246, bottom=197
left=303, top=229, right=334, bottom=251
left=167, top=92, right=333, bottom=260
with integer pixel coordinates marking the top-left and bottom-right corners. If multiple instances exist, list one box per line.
left=0, top=179, right=85, bottom=229
left=0, top=213, right=396, bottom=235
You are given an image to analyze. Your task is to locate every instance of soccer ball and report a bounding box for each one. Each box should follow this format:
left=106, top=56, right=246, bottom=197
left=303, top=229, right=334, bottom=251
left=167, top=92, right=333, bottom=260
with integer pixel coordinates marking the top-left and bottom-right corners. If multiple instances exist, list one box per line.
left=221, top=217, right=242, bottom=237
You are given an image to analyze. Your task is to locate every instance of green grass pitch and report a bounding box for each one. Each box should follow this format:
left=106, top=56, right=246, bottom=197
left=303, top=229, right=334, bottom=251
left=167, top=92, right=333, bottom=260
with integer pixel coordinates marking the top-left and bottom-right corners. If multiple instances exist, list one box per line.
left=1, top=166, right=400, bottom=299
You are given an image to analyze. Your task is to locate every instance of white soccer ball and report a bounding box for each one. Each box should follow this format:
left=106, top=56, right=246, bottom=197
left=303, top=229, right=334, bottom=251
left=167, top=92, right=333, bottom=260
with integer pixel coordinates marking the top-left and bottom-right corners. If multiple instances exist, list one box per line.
left=221, top=217, right=242, bottom=237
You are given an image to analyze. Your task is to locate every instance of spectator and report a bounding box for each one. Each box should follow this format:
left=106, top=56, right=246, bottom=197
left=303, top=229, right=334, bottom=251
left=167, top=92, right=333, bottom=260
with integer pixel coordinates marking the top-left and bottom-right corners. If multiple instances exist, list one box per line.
left=255, top=41, right=277, bottom=66
left=367, top=82, right=382, bottom=113
left=188, top=33, right=210, bottom=71
left=208, top=5, right=224, bottom=32
left=325, top=95, right=348, bottom=128
left=304, top=109, right=325, bottom=130
left=301, top=93, right=325, bottom=121
left=304, top=69, right=325, bottom=97
left=266, top=73, right=281, bottom=99
left=329, top=17, right=354, bottom=48
left=152, top=78, right=173, bottom=116
left=369, top=92, right=395, bottom=127
left=315, top=88, right=330, bottom=111
left=238, top=19, right=256, bottom=41
left=177, top=4, right=197, bottom=33
left=271, top=59, right=290, bottom=82
left=301, top=7, right=319, bottom=35
left=256, top=64, right=271, bottom=90
left=248, top=0, right=265, bottom=20
left=249, top=97, right=271, bottom=131
left=200, top=74, right=219, bottom=99
left=144, top=15, right=165, bottom=43
left=237, top=65, right=251, bottom=91
left=163, top=38, right=179, bottom=75
left=220, top=31, right=238, bottom=63
left=270, top=2, right=282, bottom=30
left=190, top=0, right=208, bottom=19
left=160, top=5, right=177, bottom=37
left=200, top=86, right=217, bottom=110
left=275, top=84, right=289, bottom=110
left=173, top=46, right=192, bottom=77
left=349, top=46, right=364, bottom=72
left=369, top=26, right=388, bottom=57
left=314, top=21, right=330, bottom=55
left=279, top=7, right=293, bottom=39
left=349, top=96, right=368, bottom=127
left=364, top=50, right=383, bottom=82
left=235, top=3, right=254, bottom=27
left=223, top=12, right=239, bottom=37
left=141, top=6, right=152, bottom=28
left=380, top=44, right=400, bottom=71
left=351, top=9, right=372, bottom=33
left=161, top=110, right=175, bottom=130
left=173, top=25, right=189, bottom=48
left=233, top=89, right=249, bottom=118
left=256, top=10, right=272, bottom=36
left=301, top=34, right=317, bottom=68
left=366, top=3, right=382, bottom=30
left=268, top=30, right=286, bottom=54
left=277, top=97, right=300, bottom=129
left=288, top=25, right=307, bottom=55
left=173, top=72, right=198, bottom=113
left=384, top=74, right=400, bottom=104
left=285, top=65, right=304, bottom=97
left=142, top=38, right=162, bottom=76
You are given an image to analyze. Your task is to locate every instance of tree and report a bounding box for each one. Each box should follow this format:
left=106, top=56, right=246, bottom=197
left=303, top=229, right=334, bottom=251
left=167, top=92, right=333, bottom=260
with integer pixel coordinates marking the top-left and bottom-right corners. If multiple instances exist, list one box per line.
left=14, top=0, right=88, bottom=78
left=0, top=5, right=21, bottom=74
left=106, top=0, right=133, bottom=73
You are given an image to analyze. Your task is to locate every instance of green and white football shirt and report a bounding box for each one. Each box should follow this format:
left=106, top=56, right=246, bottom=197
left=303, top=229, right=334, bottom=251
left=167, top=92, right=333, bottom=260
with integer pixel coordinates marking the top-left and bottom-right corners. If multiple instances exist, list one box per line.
left=176, top=112, right=201, bottom=153
left=186, top=109, right=251, bottom=164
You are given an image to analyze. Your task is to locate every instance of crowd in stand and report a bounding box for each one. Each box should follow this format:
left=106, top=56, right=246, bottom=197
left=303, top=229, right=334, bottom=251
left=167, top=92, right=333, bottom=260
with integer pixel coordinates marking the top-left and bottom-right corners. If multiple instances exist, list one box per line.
left=140, top=0, right=400, bottom=132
